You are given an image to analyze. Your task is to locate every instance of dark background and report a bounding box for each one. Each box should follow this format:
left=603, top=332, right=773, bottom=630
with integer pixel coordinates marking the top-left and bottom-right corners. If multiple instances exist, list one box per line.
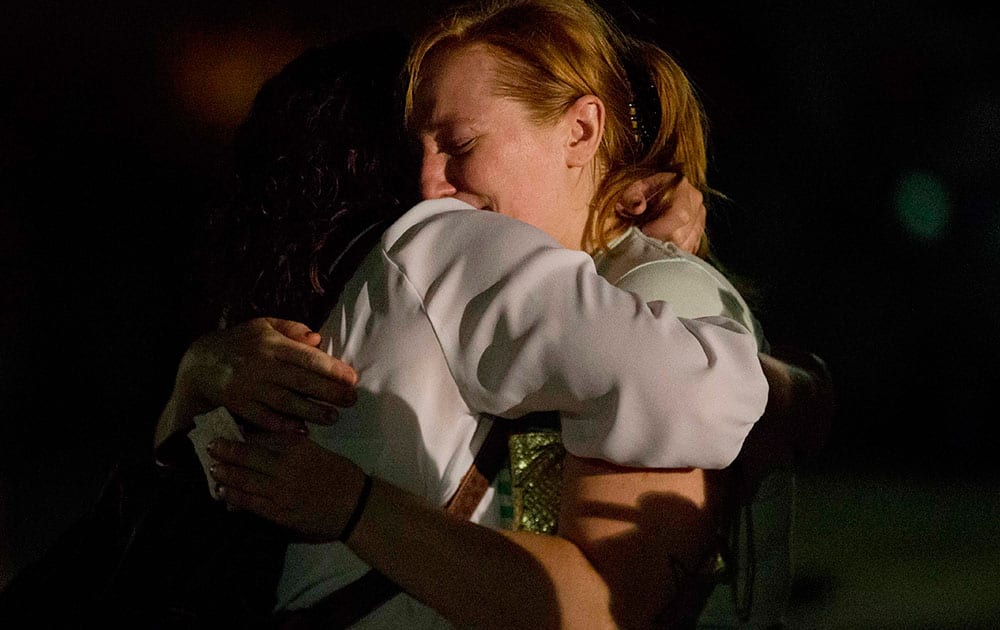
left=3, top=1, right=999, bottom=626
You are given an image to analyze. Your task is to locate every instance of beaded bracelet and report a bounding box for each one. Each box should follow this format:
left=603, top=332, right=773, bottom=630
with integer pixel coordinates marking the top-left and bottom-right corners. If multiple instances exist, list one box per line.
left=339, top=472, right=373, bottom=543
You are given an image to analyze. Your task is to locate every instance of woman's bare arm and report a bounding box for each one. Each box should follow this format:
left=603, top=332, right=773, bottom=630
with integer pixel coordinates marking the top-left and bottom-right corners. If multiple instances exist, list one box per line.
left=558, top=456, right=727, bottom=628
left=208, top=433, right=617, bottom=630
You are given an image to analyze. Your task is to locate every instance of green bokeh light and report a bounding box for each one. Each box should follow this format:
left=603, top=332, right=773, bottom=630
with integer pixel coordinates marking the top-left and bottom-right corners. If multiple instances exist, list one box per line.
left=894, top=171, right=952, bottom=241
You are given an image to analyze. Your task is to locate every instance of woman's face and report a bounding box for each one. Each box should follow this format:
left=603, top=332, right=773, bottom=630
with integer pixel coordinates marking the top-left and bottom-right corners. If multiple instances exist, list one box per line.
left=417, top=45, right=594, bottom=250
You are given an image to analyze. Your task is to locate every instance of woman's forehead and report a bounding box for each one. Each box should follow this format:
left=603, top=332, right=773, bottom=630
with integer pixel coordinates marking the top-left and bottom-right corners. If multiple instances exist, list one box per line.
left=416, top=45, right=500, bottom=131
left=426, top=44, right=499, bottom=94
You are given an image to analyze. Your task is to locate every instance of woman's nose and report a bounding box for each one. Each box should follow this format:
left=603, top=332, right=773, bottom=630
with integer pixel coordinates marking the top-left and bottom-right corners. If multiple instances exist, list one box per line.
left=420, top=152, right=458, bottom=200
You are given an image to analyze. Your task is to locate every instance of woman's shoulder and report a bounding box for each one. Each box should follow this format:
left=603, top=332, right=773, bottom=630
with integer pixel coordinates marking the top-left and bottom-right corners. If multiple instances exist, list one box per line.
left=596, top=228, right=761, bottom=340
left=596, top=228, right=730, bottom=294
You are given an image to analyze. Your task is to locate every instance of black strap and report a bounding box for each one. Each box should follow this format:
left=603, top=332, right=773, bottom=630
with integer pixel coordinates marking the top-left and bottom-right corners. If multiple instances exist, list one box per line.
left=271, top=569, right=401, bottom=630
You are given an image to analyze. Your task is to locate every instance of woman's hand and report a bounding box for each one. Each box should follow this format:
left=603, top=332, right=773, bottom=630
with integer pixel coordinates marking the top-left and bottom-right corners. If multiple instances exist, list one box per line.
left=755, top=348, right=835, bottom=459
left=176, top=317, right=358, bottom=434
left=616, top=173, right=706, bottom=254
left=208, top=432, right=367, bottom=542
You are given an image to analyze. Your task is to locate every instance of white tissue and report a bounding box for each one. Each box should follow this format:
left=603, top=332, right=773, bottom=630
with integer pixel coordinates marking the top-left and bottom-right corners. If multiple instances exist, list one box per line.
left=187, top=406, right=245, bottom=499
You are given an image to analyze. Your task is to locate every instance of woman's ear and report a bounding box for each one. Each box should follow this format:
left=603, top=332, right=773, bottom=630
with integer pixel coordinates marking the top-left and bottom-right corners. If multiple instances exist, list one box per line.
left=563, top=95, right=604, bottom=167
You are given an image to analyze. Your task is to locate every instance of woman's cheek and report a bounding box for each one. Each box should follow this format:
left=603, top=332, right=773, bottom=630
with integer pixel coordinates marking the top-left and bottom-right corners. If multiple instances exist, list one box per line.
left=462, top=158, right=492, bottom=200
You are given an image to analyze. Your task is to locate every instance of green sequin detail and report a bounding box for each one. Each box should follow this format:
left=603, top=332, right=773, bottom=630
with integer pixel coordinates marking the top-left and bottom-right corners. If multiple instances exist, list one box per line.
left=507, top=429, right=565, bottom=534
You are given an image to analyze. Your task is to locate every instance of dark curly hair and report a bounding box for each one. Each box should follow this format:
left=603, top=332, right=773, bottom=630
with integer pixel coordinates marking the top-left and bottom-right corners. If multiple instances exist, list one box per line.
left=197, top=30, right=419, bottom=331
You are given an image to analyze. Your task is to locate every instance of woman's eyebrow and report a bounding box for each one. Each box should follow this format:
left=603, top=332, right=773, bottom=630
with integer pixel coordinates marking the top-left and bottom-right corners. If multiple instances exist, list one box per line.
left=420, top=114, right=479, bottom=135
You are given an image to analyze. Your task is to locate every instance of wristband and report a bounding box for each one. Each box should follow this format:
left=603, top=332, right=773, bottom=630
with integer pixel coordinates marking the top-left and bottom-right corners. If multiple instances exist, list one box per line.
left=339, top=472, right=373, bottom=543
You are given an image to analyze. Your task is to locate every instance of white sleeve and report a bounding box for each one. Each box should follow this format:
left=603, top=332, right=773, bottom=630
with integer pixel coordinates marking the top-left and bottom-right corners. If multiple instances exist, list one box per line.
left=382, top=201, right=768, bottom=469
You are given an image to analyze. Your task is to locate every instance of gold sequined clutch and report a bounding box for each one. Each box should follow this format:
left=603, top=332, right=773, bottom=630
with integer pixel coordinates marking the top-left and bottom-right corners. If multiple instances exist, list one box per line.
left=507, top=429, right=565, bottom=534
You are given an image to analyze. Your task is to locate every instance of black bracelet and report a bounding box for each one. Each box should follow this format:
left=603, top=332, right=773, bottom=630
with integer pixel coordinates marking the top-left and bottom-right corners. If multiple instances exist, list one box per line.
left=339, top=472, right=373, bottom=543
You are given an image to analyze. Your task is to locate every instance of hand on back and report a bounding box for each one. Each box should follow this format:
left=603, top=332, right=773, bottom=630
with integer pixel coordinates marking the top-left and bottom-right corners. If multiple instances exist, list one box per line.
left=179, top=317, right=358, bottom=434
left=617, top=173, right=706, bottom=254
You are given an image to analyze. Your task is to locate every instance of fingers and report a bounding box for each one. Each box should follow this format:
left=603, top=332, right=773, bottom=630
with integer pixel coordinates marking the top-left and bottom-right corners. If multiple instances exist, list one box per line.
left=246, top=430, right=308, bottom=450
left=208, top=438, right=278, bottom=474
left=265, top=317, right=322, bottom=346
left=636, top=175, right=707, bottom=253
left=268, top=354, right=358, bottom=416
left=615, top=184, right=648, bottom=216
left=211, top=461, right=273, bottom=497
left=271, top=341, right=358, bottom=390
left=245, top=360, right=352, bottom=421
left=617, top=172, right=682, bottom=217
left=209, top=435, right=357, bottom=542
left=224, top=355, right=355, bottom=429
left=183, top=316, right=358, bottom=429
left=614, top=172, right=706, bottom=253
left=261, top=358, right=357, bottom=408
left=240, top=401, right=310, bottom=434
left=244, top=318, right=360, bottom=416
left=215, top=485, right=275, bottom=518
left=674, top=206, right=706, bottom=254
left=252, top=382, right=339, bottom=426
left=210, top=434, right=304, bottom=524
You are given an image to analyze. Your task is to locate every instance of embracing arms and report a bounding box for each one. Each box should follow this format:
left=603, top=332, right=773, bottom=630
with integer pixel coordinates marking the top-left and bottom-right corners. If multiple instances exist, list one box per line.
left=154, top=177, right=829, bottom=628
left=204, top=342, right=831, bottom=630
left=382, top=199, right=767, bottom=469
left=206, top=431, right=616, bottom=629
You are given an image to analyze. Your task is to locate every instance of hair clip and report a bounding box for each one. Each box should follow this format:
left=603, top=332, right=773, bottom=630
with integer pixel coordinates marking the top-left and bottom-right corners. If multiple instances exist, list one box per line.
left=623, top=55, right=660, bottom=154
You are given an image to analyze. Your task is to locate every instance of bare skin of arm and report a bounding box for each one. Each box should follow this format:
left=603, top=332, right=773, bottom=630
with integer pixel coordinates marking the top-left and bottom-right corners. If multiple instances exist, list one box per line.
left=208, top=432, right=726, bottom=628
left=321, top=351, right=832, bottom=629
left=352, top=474, right=617, bottom=629
left=208, top=433, right=618, bottom=630
left=558, top=458, right=727, bottom=628
left=555, top=349, right=835, bottom=628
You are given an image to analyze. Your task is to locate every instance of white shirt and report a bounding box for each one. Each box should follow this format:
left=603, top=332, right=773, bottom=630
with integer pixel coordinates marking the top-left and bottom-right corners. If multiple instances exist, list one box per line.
left=276, top=199, right=768, bottom=622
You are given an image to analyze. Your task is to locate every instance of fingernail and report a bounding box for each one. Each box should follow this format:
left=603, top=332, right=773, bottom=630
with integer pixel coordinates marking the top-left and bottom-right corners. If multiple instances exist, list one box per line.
left=309, top=397, right=335, bottom=408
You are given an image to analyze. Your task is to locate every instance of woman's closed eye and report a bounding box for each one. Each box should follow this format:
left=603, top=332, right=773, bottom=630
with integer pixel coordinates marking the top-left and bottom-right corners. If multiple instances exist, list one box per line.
left=441, top=137, right=477, bottom=156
